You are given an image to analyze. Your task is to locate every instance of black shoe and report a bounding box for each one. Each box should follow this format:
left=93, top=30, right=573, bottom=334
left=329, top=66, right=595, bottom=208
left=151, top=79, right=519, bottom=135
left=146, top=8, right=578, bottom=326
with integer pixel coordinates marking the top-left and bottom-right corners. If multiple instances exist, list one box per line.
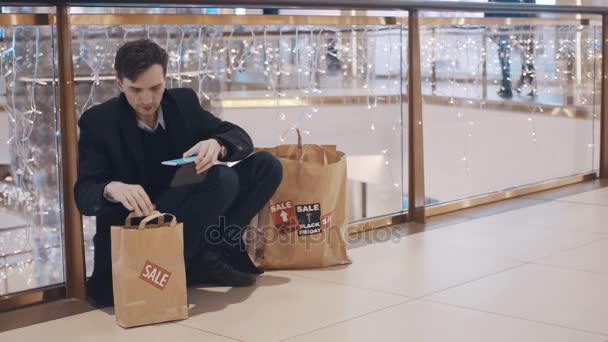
left=222, top=247, right=264, bottom=275
left=497, top=89, right=513, bottom=99
left=86, top=278, right=114, bottom=308
left=188, top=249, right=256, bottom=287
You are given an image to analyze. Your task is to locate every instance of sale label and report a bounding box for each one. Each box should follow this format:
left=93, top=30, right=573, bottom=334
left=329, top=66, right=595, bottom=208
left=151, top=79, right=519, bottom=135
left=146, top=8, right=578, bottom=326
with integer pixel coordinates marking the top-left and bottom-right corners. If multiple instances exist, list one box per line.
left=139, top=260, right=172, bottom=290
left=296, top=203, right=322, bottom=236
left=269, top=200, right=299, bottom=233
left=321, top=212, right=333, bottom=230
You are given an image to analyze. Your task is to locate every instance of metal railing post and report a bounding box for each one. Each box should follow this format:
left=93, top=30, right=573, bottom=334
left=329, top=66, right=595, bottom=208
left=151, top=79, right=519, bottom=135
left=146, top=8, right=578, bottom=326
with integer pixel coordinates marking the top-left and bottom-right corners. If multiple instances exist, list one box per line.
left=408, top=10, right=426, bottom=222
left=600, top=15, right=608, bottom=178
left=56, top=5, right=86, bottom=300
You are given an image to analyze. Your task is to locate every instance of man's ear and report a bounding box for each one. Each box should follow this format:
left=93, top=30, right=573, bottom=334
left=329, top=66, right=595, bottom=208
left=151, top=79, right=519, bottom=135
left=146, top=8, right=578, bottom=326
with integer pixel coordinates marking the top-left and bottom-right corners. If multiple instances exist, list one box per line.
left=115, top=77, right=124, bottom=91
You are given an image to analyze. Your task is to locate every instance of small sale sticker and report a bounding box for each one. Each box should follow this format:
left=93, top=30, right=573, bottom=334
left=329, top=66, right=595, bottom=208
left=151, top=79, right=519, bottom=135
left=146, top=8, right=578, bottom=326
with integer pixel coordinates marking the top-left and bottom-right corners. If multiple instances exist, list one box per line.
left=321, top=212, right=333, bottom=230
left=139, top=260, right=172, bottom=290
left=269, top=200, right=299, bottom=233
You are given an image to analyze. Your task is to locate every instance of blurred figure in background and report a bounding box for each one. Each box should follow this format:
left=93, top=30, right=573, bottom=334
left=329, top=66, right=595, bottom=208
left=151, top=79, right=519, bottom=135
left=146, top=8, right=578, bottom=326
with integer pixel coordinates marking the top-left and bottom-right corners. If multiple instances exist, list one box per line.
left=487, top=0, right=537, bottom=99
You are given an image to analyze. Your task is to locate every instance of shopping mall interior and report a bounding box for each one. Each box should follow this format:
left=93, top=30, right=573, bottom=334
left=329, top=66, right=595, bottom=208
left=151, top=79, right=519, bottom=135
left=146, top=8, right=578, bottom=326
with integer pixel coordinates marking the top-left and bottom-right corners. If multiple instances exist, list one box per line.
left=1, top=0, right=608, bottom=341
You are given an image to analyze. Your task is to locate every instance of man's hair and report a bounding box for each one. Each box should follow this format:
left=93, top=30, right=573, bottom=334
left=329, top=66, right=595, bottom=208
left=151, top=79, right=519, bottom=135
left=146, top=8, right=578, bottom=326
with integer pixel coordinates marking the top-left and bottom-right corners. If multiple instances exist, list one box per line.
left=114, top=39, right=169, bottom=81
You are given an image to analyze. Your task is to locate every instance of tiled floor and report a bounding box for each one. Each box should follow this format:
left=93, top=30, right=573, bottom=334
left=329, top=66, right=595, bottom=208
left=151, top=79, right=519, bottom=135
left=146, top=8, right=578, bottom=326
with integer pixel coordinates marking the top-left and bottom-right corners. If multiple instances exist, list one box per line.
left=3, top=186, right=608, bottom=341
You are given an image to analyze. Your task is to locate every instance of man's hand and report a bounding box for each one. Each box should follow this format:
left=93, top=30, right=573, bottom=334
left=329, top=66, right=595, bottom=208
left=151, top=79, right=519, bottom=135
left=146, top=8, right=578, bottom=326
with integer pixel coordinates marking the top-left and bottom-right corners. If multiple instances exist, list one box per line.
left=183, top=139, right=222, bottom=174
left=105, top=182, right=155, bottom=217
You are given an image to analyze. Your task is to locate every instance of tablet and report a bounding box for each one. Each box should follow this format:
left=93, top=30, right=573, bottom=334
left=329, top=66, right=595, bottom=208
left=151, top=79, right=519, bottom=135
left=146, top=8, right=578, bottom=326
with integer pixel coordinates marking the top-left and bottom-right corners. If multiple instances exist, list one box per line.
left=162, top=156, right=197, bottom=166
left=169, top=163, right=209, bottom=187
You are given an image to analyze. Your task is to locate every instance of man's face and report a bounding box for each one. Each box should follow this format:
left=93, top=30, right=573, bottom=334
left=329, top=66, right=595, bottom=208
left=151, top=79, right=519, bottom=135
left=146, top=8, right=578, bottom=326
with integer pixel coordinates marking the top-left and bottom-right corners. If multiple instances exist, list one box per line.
left=116, top=64, right=165, bottom=118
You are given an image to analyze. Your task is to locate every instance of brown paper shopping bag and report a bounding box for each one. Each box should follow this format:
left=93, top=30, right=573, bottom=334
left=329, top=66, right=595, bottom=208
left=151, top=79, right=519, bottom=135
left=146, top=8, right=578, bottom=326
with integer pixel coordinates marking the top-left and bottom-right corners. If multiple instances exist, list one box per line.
left=111, top=211, right=188, bottom=328
left=247, top=130, right=352, bottom=269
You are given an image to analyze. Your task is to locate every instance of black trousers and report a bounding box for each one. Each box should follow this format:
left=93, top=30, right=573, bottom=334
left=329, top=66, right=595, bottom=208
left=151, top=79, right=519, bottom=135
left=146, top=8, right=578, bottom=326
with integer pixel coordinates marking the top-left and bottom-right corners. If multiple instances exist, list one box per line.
left=155, top=151, right=282, bottom=265
left=86, top=151, right=281, bottom=306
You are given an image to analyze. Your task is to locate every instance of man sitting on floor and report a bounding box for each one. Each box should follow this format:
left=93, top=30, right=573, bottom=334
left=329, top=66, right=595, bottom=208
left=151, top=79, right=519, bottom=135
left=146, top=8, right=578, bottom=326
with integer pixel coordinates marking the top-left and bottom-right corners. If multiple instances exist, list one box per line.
left=74, top=39, right=282, bottom=307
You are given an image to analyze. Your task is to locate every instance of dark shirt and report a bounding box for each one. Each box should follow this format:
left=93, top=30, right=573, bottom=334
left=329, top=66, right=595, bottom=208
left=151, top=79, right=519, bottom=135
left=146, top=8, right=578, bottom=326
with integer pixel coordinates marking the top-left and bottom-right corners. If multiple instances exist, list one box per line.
left=139, top=125, right=177, bottom=201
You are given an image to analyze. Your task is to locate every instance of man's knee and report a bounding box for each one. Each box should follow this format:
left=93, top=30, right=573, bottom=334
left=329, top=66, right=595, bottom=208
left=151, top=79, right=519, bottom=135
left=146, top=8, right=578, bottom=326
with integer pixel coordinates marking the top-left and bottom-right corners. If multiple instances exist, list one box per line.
left=251, top=151, right=283, bottom=187
left=206, top=164, right=240, bottom=203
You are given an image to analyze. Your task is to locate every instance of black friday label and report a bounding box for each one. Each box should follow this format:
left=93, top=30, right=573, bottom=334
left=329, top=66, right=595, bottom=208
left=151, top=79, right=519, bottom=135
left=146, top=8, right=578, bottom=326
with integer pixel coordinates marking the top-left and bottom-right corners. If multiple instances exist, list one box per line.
left=295, top=203, right=322, bottom=236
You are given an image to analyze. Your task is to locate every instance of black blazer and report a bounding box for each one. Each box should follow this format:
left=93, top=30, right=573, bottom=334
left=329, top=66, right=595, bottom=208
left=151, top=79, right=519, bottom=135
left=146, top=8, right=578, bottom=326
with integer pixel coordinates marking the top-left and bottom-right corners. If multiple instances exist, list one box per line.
left=74, top=87, right=253, bottom=297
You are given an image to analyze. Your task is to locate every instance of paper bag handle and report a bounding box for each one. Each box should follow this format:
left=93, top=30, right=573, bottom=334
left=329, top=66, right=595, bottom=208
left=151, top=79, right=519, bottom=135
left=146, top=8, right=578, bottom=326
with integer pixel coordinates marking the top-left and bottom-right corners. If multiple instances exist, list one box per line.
left=295, top=128, right=303, bottom=150
left=294, top=128, right=306, bottom=163
left=138, top=212, right=177, bottom=230
left=124, top=210, right=164, bottom=227
left=294, top=129, right=330, bottom=165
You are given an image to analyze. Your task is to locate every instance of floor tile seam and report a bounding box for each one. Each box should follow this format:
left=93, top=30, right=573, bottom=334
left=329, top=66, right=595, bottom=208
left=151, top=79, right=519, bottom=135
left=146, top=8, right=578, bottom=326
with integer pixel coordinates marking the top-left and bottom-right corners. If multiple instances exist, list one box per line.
left=173, top=322, right=246, bottom=342
left=409, top=232, right=595, bottom=264
left=418, top=297, right=608, bottom=337
left=527, top=235, right=608, bottom=259
left=527, top=260, right=608, bottom=277
left=552, top=198, right=608, bottom=205
left=277, top=297, right=415, bottom=342
left=461, top=219, right=608, bottom=234
left=272, top=270, right=414, bottom=299
left=531, top=232, right=608, bottom=262
left=415, top=262, right=529, bottom=300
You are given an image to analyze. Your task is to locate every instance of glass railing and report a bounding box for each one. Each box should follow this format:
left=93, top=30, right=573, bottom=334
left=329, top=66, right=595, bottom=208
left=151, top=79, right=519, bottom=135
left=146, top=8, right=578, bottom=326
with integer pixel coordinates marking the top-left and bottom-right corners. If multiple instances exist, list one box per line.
left=0, top=1, right=606, bottom=305
left=0, top=20, right=63, bottom=296
left=420, top=16, right=601, bottom=204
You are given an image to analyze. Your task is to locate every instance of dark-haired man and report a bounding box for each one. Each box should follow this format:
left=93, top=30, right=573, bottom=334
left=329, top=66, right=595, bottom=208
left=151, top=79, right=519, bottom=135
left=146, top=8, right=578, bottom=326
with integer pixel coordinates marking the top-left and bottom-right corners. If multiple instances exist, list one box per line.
left=74, top=39, right=283, bottom=307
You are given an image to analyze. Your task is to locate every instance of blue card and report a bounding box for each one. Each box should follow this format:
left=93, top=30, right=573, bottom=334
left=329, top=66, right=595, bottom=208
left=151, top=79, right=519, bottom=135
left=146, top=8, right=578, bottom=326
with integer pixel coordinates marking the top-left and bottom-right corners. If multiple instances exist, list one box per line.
left=161, top=156, right=197, bottom=166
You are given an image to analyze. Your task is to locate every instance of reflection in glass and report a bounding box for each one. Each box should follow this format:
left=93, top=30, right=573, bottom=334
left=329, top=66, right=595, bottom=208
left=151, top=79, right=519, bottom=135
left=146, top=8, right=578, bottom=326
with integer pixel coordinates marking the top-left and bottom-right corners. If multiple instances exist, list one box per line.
left=0, top=26, right=63, bottom=296
left=420, top=18, right=601, bottom=204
